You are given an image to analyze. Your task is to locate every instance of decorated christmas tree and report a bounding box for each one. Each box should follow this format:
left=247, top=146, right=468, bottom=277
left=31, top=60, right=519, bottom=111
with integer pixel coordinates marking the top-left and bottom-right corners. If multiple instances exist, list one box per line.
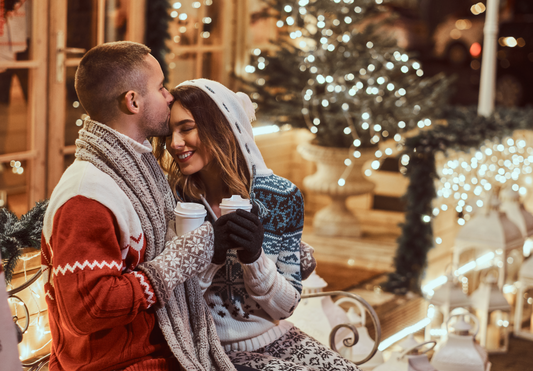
left=244, top=0, right=453, bottom=150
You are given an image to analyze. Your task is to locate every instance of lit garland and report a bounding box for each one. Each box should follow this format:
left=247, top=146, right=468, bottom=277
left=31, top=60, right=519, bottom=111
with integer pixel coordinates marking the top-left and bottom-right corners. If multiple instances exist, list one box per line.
left=242, top=0, right=453, bottom=153
left=383, top=106, right=533, bottom=295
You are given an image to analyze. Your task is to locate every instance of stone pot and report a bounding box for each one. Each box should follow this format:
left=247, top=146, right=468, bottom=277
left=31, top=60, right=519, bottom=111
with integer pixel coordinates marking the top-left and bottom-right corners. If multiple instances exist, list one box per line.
left=297, top=142, right=375, bottom=237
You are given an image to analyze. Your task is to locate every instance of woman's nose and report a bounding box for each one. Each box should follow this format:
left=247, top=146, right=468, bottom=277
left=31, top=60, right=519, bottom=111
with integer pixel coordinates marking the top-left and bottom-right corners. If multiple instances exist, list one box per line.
left=169, top=133, right=185, bottom=150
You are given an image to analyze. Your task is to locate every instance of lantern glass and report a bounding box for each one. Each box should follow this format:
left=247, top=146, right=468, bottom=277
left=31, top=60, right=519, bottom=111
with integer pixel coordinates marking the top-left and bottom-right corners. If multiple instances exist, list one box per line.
left=485, top=310, right=510, bottom=352
left=517, top=287, right=533, bottom=336
left=505, top=249, right=524, bottom=285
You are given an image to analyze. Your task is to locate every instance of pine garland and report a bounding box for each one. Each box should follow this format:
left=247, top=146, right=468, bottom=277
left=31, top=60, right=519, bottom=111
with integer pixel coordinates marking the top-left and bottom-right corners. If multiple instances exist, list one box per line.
left=145, top=0, right=171, bottom=83
left=1, top=200, right=48, bottom=284
left=383, top=106, right=533, bottom=295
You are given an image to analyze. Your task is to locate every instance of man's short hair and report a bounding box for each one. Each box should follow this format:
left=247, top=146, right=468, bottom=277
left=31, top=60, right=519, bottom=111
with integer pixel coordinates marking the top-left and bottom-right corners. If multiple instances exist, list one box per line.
left=74, top=41, right=152, bottom=123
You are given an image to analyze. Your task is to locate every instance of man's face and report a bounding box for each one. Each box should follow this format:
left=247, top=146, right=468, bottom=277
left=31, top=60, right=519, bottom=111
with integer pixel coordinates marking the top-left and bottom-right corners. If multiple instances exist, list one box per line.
left=138, top=54, right=174, bottom=137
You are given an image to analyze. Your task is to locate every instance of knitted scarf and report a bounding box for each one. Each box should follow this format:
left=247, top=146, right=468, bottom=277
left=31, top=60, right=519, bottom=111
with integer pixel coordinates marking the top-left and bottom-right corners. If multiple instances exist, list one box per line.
left=75, top=119, right=235, bottom=371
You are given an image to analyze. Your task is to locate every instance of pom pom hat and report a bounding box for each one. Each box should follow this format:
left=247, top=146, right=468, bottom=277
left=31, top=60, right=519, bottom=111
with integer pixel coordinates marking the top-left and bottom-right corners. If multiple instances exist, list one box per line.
left=175, top=79, right=273, bottom=208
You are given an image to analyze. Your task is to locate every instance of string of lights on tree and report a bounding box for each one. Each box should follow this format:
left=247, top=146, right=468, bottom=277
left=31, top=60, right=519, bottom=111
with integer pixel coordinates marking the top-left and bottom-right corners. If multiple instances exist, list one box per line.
left=383, top=106, right=533, bottom=295
left=242, top=0, right=452, bottom=185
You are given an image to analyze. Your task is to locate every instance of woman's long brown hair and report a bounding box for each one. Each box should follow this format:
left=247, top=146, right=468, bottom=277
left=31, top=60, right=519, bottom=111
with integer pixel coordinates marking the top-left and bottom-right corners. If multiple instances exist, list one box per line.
left=153, top=85, right=250, bottom=201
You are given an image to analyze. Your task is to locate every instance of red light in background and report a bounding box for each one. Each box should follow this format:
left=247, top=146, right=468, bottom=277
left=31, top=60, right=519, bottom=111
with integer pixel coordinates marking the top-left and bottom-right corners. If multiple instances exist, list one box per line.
left=470, top=42, right=482, bottom=57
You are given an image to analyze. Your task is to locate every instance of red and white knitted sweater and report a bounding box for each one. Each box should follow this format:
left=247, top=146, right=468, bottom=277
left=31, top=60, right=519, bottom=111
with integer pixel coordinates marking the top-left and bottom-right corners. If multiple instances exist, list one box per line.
left=41, top=138, right=174, bottom=371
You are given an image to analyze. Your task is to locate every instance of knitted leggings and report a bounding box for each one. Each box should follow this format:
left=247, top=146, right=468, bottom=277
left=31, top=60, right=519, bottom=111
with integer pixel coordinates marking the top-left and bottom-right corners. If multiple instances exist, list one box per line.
left=227, top=327, right=361, bottom=371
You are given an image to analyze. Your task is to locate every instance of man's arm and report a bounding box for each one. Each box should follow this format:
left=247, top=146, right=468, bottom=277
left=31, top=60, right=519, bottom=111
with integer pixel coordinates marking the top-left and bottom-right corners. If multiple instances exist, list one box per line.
left=49, top=196, right=156, bottom=336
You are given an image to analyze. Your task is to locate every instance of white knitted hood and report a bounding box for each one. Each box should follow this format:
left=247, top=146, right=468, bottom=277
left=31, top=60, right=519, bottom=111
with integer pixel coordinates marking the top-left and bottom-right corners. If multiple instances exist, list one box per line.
left=175, top=79, right=273, bottom=188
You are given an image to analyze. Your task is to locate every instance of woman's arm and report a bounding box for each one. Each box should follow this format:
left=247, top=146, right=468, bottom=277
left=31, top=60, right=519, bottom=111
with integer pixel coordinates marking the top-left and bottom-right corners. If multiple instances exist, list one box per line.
left=241, top=184, right=304, bottom=319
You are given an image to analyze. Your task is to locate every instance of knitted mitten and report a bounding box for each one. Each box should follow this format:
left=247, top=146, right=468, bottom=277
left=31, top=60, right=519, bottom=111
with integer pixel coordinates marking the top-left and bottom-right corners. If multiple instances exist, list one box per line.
left=300, top=241, right=317, bottom=280
left=232, top=208, right=264, bottom=264
left=138, top=221, right=214, bottom=307
left=212, top=213, right=235, bottom=264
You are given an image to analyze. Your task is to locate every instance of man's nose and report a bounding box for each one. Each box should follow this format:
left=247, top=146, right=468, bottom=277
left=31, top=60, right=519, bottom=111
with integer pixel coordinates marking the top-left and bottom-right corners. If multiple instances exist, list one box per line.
left=165, top=89, right=174, bottom=105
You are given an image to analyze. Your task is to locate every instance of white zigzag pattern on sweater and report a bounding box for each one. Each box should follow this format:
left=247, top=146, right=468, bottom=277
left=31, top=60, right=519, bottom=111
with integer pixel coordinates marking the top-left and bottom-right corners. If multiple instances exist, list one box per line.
left=132, top=271, right=156, bottom=307
left=54, top=260, right=123, bottom=276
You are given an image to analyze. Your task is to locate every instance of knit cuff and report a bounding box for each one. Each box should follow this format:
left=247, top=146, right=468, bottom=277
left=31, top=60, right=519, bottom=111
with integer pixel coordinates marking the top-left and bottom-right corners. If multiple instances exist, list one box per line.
left=131, top=271, right=157, bottom=309
left=136, top=263, right=169, bottom=309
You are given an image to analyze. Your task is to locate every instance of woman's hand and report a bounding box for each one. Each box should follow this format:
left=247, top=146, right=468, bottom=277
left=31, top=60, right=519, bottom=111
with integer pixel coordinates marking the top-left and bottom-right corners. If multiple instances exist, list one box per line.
left=213, top=206, right=264, bottom=264
left=232, top=208, right=264, bottom=264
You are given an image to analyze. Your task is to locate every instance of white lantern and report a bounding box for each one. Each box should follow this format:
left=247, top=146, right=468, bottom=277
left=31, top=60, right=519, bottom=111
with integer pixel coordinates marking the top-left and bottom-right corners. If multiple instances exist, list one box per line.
left=454, top=194, right=524, bottom=289
left=289, top=271, right=351, bottom=345
left=431, top=314, right=491, bottom=371
left=289, top=271, right=381, bottom=366
left=374, top=336, right=437, bottom=371
left=335, top=299, right=384, bottom=370
left=514, top=256, right=533, bottom=341
left=499, top=187, right=533, bottom=260
left=470, top=273, right=511, bottom=353
left=425, top=273, right=471, bottom=341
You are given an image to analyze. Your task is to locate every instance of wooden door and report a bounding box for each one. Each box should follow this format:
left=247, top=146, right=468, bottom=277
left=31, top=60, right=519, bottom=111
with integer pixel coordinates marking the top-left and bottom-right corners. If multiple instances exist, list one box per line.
left=47, top=0, right=146, bottom=198
left=0, top=0, right=48, bottom=214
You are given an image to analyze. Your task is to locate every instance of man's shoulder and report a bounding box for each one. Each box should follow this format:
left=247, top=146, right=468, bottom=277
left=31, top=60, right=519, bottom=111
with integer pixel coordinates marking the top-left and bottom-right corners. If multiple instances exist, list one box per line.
left=44, top=160, right=136, bottom=238
left=51, top=160, right=127, bottom=203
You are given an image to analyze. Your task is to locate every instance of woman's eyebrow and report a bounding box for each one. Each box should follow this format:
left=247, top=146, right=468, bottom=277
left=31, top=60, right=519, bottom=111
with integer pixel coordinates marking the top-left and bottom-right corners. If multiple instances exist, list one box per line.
left=174, top=119, right=195, bottom=126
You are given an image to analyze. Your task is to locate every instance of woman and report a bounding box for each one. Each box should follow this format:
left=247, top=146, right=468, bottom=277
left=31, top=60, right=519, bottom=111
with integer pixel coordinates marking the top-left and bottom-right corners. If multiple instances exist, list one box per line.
left=154, top=79, right=358, bottom=371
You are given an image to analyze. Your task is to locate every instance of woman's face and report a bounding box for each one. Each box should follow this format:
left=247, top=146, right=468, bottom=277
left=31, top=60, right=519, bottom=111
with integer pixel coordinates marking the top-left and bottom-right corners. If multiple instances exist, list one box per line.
left=166, top=102, right=212, bottom=176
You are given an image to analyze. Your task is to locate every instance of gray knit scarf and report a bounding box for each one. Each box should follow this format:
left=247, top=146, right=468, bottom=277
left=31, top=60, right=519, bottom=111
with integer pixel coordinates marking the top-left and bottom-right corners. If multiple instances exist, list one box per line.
left=75, top=119, right=235, bottom=371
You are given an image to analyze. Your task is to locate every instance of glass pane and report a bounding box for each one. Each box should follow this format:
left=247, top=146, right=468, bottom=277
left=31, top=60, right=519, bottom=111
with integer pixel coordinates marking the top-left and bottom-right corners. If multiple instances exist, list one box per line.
left=202, top=52, right=222, bottom=80
left=201, top=0, right=222, bottom=46
left=0, top=159, right=28, bottom=215
left=105, top=0, right=129, bottom=42
left=168, top=52, right=197, bottom=87
left=67, top=0, right=95, bottom=50
left=168, top=1, right=201, bottom=47
left=0, top=0, right=32, bottom=215
left=64, top=66, right=87, bottom=147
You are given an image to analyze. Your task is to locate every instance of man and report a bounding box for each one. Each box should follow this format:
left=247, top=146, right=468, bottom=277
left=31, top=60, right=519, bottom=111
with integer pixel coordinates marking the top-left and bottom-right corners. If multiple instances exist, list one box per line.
left=41, top=41, right=235, bottom=371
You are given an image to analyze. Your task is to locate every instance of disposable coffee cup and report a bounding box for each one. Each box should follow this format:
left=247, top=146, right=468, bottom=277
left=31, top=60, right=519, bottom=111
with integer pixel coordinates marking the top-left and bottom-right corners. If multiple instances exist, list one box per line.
left=174, top=202, right=207, bottom=236
left=219, top=195, right=252, bottom=216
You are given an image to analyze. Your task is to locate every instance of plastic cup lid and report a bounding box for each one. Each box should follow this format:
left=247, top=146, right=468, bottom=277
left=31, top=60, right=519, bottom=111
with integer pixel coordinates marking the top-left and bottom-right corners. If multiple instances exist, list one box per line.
left=220, top=195, right=251, bottom=207
left=174, top=202, right=207, bottom=217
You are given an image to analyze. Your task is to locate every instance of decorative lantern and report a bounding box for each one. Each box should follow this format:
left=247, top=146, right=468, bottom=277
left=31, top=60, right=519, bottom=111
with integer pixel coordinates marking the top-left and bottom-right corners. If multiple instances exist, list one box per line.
left=335, top=299, right=384, bottom=370
left=454, top=194, right=525, bottom=289
left=288, top=271, right=381, bottom=366
left=499, top=187, right=533, bottom=259
left=288, top=271, right=351, bottom=345
left=514, top=256, right=533, bottom=341
left=470, top=273, right=511, bottom=353
left=374, top=336, right=437, bottom=371
left=431, top=314, right=491, bottom=371
left=425, top=273, right=471, bottom=341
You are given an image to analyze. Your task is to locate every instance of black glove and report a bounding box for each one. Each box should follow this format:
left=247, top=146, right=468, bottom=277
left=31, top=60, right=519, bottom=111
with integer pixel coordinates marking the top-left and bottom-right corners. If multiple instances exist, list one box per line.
left=212, top=213, right=235, bottom=264
left=213, top=205, right=265, bottom=264
left=231, top=208, right=264, bottom=264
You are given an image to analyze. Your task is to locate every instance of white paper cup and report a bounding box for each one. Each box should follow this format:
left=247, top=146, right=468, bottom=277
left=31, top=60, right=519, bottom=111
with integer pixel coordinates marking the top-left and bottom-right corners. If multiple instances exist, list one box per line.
left=219, top=195, right=252, bottom=216
left=174, top=202, right=207, bottom=236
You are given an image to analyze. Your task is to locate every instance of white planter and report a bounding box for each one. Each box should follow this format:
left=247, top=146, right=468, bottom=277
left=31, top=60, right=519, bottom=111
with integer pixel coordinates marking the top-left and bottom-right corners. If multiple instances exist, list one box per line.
left=298, top=142, right=375, bottom=237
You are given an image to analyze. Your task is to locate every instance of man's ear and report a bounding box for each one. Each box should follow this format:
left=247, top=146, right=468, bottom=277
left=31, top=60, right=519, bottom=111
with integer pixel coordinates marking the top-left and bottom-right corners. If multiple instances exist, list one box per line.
left=122, top=90, right=140, bottom=114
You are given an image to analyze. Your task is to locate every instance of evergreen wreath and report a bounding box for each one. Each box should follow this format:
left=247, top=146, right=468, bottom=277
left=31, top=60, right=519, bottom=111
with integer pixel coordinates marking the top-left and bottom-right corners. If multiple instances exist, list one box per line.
left=1, top=200, right=48, bottom=284
left=382, top=106, right=533, bottom=295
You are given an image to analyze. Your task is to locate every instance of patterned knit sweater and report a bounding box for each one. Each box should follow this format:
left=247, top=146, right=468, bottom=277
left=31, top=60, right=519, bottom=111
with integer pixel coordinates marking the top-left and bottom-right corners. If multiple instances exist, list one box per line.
left=197, top=174, right=304, bottom=352
left=41, top=136, right=173, bottom=371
